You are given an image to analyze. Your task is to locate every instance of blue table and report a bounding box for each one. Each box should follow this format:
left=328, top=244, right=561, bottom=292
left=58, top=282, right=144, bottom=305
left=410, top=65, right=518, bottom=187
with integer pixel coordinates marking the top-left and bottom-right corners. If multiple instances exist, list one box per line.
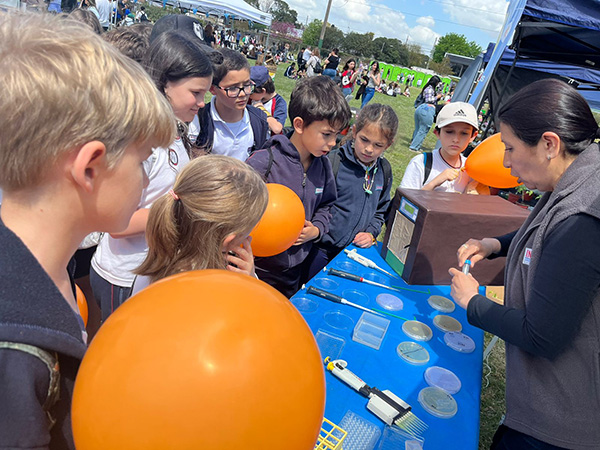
left=292, top=245, right=484, bottom=449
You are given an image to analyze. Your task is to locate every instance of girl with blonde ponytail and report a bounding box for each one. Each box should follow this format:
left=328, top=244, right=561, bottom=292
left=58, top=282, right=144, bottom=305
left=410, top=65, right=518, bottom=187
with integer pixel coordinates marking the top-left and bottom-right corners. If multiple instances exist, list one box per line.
left=133, top=155, right=268, bottom=292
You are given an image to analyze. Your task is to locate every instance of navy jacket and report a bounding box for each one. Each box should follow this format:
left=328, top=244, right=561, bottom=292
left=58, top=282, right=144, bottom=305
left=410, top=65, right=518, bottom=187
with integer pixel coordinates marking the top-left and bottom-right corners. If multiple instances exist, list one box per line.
left=195, top=103, right=268, bottom=154
left=246, top=134, right=337, bottom=270
left=0, top=220, right=87, bottom=450
left=318, top=141, right=392, bottom=254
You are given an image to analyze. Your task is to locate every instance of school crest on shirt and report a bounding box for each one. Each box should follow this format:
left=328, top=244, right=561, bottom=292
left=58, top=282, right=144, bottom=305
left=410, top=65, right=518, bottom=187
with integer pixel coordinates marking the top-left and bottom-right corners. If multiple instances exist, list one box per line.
left=168, top=148, right=179, bottom=169
left=315, top=187, right=324, bottom=194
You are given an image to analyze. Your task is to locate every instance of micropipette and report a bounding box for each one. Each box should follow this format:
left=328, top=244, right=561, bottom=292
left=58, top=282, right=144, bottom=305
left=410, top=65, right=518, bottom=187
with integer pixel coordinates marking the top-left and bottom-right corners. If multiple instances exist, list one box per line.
left=306, top=286, right=384, bottom=316
left=326, top=268, right=430, bottom=295
left=343, top=249, right=400, bottom=279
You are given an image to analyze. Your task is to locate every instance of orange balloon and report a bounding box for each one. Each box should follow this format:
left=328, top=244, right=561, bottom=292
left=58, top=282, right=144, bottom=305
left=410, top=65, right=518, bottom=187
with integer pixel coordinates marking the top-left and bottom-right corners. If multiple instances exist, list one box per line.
left=75, top=284, right=88, bottom=327
left=465, top=133, right=520, bottom=188
left=251, top=183, right=305, bottom=257
left=72, top=270, right=325, bottom=450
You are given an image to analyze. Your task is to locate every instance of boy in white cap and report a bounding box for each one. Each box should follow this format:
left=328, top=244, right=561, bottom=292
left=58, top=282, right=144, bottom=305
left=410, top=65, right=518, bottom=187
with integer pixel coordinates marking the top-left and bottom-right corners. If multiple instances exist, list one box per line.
left=400, top=102, right=479, bottom=193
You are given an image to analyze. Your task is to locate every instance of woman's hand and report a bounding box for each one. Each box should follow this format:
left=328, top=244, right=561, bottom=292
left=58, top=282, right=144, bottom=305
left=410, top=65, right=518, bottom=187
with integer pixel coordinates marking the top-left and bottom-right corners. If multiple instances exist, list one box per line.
left=448, top=268, right=479, bottom=309
left=353, top=232, right=375, bottom=248
left=456, top=238, right=501, bottom=268
left=226, top=236, right=256, bottom=277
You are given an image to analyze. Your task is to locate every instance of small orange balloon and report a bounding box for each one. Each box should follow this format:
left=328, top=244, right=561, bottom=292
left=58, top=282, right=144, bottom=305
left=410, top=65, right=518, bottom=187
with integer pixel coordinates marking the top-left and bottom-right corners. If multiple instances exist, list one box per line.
left=75, top=284, right=88, bottom=327
left=251, top=183, right=305, bottom=257
left=465, top=133, right=520, bottom=188
left=72, top=270, right=325, bottom=450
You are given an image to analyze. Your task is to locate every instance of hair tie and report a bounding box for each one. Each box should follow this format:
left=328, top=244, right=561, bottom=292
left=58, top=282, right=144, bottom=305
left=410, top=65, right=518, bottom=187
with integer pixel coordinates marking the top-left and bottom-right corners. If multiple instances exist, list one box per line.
left=169, top=189, right=179, bottom=201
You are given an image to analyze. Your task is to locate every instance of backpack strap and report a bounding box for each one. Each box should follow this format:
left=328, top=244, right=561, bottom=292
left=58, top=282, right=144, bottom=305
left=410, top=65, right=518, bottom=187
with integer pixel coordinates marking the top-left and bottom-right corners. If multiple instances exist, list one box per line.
left=327, top=148, right=342, bottom=179
left=271, top=96, right=277, bottom=116
left=0, top=341, right=60, bottom=429
left=423, top=151, right=433, bottom=186
left=264, top=147, right=275, bottom=179
left=379, top=156, right=393, bottom=194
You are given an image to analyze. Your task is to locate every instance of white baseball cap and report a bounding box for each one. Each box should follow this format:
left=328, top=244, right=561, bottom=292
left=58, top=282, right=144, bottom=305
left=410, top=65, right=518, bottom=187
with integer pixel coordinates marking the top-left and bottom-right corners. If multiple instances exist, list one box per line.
left=436, top=102, right=479, bottom=129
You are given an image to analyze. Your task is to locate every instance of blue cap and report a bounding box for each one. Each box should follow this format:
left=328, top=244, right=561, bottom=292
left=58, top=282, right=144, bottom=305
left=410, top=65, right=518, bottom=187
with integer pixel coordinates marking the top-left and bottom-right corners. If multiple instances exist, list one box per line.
left=250, top=65, right=270, bottom=87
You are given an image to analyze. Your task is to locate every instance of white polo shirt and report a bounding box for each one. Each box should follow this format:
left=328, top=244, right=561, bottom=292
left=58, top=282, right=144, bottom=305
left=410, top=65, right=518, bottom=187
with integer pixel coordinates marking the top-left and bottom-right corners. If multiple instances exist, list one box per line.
left=210, top=97, right=254, bottom=161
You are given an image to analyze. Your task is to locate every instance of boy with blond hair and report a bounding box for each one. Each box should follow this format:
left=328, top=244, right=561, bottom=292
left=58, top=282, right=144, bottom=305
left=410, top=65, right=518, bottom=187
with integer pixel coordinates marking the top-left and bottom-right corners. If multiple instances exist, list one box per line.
left=0, top=13, right=176, bottom=449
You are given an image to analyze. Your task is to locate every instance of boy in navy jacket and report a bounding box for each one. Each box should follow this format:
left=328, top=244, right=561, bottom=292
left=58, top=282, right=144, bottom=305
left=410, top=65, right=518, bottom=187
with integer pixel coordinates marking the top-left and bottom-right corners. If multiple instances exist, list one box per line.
left=247, top=76, right=351, bottom=297
left=0, top=14, right=176, bottom=449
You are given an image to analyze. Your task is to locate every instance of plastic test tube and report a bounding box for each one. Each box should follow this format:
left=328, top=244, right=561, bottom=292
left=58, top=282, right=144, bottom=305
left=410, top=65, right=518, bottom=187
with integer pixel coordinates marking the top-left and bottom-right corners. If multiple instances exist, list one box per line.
left=462, top=259, right=471, bottom=275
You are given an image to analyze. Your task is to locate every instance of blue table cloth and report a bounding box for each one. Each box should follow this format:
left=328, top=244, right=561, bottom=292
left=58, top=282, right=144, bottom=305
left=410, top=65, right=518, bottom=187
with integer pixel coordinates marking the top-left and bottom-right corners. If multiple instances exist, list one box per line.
left=291, top=245, right=484, bottom=449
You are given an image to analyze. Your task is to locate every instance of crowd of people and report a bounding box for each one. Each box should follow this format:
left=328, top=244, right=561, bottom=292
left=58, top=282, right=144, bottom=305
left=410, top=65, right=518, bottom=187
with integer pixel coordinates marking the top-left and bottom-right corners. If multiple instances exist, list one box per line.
left=1, top=7, right=599, bottom=450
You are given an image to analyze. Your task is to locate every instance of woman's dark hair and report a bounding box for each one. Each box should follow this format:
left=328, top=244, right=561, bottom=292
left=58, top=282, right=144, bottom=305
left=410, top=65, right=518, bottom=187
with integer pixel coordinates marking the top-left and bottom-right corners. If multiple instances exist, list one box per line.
left=342, top=58, right=355, bottom=72
left=144, top=31, right=213, bottom=94
left=371, top=61, right=380, bottom=74
left=419, top=75, right=440, bottom=96
left=497, top=78, right=598, bottom=155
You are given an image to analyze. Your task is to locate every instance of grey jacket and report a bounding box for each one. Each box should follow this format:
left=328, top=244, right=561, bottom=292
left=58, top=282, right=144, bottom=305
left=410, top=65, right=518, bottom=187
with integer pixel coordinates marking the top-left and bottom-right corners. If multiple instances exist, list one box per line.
left=503, top=143, right=600, bottom=448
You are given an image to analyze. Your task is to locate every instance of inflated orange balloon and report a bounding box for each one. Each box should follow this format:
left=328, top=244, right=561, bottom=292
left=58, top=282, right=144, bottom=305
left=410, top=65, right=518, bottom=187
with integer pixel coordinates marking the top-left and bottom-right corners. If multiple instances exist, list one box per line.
left=465, top=133, right=519, bottom=188
left=72, top=270, right=325, bottom=450
left=251, top=183, right=305, bottom=257
left=75, top=284, right=88, bottom=327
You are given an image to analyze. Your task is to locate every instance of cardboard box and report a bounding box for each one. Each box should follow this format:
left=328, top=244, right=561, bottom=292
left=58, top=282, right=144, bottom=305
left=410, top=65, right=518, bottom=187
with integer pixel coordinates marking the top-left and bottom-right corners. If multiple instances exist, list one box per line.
left=381, top=188, right=530, bottom=285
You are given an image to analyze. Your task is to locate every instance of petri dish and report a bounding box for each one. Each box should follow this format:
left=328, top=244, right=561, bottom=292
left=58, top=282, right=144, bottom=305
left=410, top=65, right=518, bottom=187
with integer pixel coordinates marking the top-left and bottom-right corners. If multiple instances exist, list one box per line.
left=418, top=386, right=458, bottom=419
left=315, top=329, right=345, bottom=360
left=335, top=260, right=360, bottom=273
left=376, top=293, right=404, bottom=311
left=433, top=315, right=462, bottom=333
left=311, top=278, right=340, bottom=290
left=444, top=332, right=476, bottom=353
left=427, top=295, right=455, bottom=313
left=402, top=320, right=433, bottom=342
left=342, top=289, right=369, bottom=306
left=291, top=296, right=318, bottom=313
left=424, top=366, right=462, bottom=394
left=362, top=271, right=388, bottom=284
left=396, top=341, right=430, bottom=365
left=324, top=310, right=354, bottom=330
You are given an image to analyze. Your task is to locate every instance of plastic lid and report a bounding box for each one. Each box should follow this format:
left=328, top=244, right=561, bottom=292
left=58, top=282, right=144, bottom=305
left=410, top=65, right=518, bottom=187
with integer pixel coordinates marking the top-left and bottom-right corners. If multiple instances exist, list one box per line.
left=376, top=293, right=404, bottom=311
left=323, top=310, right=354, bottom=330
left=402, top=320, right=433, bottom=341
left=427, top=295, right=455, bottom=313
left=335, top=259, right=360, bottom=272
left=424, top=366, right=462, bottom=394
left=342, top=289, right=369, bottom=306
left=397, top=341, right=430, bottom=365
left=291, top=296, right=318, bottom=313
left=418, top=386, right=458, bottom=419
left=311, top=277, right=339, bottom=290
left=433, top=315, right=462, bottom=332
left=444, top=331, right=476, bottom=353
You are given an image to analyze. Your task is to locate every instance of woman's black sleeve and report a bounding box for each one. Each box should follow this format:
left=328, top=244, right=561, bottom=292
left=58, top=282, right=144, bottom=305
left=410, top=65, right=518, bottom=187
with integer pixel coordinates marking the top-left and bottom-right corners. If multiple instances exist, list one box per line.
left=467, top=214, right=600, bottom=359
left=489, top=229, right=518, bottom=259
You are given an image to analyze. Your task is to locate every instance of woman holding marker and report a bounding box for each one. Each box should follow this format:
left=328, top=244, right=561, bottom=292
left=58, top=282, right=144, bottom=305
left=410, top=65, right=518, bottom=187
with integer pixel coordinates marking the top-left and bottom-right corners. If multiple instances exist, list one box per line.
left=449, top=79, right=600, bottom=450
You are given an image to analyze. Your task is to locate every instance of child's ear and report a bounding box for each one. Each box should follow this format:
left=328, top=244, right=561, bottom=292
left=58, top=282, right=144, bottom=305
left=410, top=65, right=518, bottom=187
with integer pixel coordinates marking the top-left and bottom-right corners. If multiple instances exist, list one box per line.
left=469, top=129, right=479, bottom=143
left=209, top=84, right=218, bottom=96
left=71, top=141, right=107, bottom=193
left=433, top=128, right=441, bottom=139
left=292, top=117, right=305, bottom=134
left=221, top=233, right=237, bottom=253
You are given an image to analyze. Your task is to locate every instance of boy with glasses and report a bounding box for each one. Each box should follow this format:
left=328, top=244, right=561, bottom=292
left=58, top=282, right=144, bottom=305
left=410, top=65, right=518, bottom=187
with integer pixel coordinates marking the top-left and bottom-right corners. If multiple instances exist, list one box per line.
left=195, top=48, right=268, bottom=160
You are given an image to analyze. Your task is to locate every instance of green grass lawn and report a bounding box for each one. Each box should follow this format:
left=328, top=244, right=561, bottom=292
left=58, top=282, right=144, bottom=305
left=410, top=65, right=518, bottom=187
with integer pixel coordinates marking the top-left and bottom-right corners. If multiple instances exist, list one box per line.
left=270, top=66, right=506, bottom=450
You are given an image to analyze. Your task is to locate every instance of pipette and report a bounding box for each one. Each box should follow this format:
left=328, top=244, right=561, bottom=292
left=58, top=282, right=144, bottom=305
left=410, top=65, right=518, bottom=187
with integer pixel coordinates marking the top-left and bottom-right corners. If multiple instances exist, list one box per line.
left=306, top=286, right=384, bottom=316
left=326, top=268, right=430, bottom=295
left=343, top=249, right=400, bottom=279
left=325, top=358, right=428, bottom=437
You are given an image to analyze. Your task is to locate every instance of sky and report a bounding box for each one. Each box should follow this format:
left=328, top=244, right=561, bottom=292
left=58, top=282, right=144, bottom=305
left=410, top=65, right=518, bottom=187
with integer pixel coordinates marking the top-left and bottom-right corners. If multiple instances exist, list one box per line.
left=282, top=0, right=510, bottom=56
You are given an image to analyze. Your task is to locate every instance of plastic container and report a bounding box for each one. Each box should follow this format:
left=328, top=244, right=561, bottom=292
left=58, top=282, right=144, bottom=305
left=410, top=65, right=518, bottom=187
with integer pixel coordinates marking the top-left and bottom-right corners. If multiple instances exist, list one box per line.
left=324, top=310, right=354, bottom=330
left=375, top=425, right=425, bottom=450
left=396, top=341, right=430, bottom=365
left=402, top=320, right=433, bottom=341
left=362, top=271, right=388, bottom=284
left=418, top=386, right=458, bottom=419
left=338, top=410, right=381, bottom=450
left=312, top=278, right=340, bottom=291
left=342, top=289, right=370, bottom=306
left=424, top=366, right=462, bottom=394
left=315, top=329, right=346, bottom=360
left=433, top=315, right=462, bottom=332
left=376, top=293, right=403, bottom=311
left=427, top=295, right=455, bottom=313
left=352, top=312, right=390, bottom=350
left=291, top=296, right=319, bottom=313
left=444, top=331, right=476, bottom=353
left=335, top=259, right=361, bottom=273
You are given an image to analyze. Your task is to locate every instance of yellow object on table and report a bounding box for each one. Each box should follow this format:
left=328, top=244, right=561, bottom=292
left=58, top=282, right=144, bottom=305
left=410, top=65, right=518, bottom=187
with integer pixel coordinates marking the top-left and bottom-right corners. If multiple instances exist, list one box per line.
left=315, top=418, right=347, bottom=450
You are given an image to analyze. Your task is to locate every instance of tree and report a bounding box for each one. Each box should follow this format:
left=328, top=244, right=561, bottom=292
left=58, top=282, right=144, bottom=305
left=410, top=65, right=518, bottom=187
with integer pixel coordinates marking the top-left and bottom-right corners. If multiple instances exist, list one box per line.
left=301, top=19, right=322, bottom=46
left=270, top=0, right=298, bottom=25
left=341, top=31, right=374, bottom=58
left=428, top=57, right=453, bottom=76
left=371, top=37, right=408, bottom=66
left=322, top=25, right=344, bottom=51
left=243, top=0, right=260, bottom=8
left=406, top=43, right=428, bottom=68
left=432, top=33, right=482, bottom=63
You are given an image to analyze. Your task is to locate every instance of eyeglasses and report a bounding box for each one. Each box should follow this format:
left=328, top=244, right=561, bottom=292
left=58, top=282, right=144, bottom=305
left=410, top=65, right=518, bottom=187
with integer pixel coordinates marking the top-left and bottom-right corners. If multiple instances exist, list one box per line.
left=216, top=83, right=255, bottom=98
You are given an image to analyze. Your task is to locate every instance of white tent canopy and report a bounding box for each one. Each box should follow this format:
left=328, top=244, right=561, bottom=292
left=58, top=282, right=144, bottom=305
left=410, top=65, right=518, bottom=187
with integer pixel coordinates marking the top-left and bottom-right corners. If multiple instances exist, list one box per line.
left=161, top=0, right=272, bottom=26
